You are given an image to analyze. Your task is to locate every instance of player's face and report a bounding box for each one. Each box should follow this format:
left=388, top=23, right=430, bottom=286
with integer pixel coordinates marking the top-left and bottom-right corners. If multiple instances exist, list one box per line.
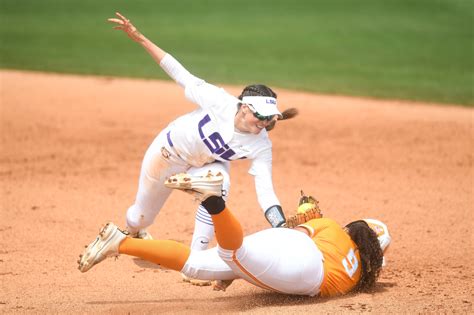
left=241, top=105, right=277, bottom=134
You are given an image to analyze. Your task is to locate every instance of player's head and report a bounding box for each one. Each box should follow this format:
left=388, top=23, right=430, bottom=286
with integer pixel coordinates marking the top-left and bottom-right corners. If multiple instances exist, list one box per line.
left=237, top=84, right=297, bottom=132
left=236, top=84, right=280, bottom=134
left=345, top=220, right=384, bottom=293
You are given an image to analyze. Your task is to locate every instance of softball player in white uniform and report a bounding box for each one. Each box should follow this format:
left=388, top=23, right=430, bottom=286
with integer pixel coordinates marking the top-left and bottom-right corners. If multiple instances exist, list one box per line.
left=107, top=13, right=294, bottom=251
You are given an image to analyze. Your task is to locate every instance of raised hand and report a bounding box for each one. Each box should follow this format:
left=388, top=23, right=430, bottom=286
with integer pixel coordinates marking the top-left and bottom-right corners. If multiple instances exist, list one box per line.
left=107, top=12, right=144, bottom=43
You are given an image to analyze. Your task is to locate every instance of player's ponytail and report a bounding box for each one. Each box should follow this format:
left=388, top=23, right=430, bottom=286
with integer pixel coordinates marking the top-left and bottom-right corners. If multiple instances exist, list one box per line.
left=345, top=220, right=384, bottom=292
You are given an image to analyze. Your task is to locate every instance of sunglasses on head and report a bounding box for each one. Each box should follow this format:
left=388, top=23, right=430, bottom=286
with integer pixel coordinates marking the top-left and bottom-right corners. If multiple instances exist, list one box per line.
left=247, top=104, right=276, bottom=121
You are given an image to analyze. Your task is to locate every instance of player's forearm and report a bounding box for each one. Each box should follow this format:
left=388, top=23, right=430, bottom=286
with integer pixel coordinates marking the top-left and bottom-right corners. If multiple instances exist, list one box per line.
left=134, top=34, right=202, bottom=88
left=139, top=36, right=167, bottom=65
left=254, top=173, right=285, bottom=227
left=253, top=171, right=280, bottom=211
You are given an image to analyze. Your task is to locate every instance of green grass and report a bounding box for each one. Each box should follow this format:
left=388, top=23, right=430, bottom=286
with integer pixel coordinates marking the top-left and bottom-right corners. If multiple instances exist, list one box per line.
left=1, top=0, right=472, bottom=105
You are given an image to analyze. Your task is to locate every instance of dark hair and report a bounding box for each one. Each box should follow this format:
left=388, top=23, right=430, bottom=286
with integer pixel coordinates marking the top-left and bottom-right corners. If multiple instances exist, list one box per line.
left=238, top=84, right=277, bottom=100
left=345, top=220, right=384, bottom=293
left=237, top=84, right=298, bottom=131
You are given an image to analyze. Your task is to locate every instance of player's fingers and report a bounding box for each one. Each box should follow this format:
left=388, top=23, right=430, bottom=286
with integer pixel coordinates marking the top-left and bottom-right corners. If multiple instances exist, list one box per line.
left=115, top=12, right=128, bottom=22
left=113, top=26, right=125, bottom=30
left=108, top=18, right=124, bottom=24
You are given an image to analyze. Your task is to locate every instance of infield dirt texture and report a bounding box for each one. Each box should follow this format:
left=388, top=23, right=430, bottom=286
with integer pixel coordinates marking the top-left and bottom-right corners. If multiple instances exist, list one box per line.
left=1, top=70, right=472, bottom=313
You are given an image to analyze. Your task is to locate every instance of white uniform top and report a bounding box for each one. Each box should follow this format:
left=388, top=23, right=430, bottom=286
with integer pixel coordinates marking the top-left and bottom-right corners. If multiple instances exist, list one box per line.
left=160, top=54, right=280, bottom=211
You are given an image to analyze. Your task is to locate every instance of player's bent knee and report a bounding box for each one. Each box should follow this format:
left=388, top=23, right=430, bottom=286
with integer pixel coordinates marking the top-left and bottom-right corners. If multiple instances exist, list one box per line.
left=126, top=205, right=155, bottom=230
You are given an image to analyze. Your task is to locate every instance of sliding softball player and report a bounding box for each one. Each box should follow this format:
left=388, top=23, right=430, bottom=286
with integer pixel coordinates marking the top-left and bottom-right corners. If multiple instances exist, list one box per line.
left=78, top=172, right=391, bottom=297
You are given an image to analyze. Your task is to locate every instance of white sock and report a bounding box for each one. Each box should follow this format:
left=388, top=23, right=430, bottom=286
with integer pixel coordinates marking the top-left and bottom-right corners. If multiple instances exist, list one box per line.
left=190, top=205, right=215, bottom=251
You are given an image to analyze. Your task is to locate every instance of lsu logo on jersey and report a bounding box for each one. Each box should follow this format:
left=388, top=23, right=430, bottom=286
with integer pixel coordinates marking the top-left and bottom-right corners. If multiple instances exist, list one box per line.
left=198, top=114, right=240, bottom=161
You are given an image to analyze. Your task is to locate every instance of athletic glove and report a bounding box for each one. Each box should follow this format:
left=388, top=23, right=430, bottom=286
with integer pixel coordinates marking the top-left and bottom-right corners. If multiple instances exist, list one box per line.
left=285, top=191, right=323, bottom=228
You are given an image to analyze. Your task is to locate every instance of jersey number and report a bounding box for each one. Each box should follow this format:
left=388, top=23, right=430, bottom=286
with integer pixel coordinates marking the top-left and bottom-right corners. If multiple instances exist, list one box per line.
left=342, top=248, right=359, bottom=278
left=198, top=114, right=236, bottom=160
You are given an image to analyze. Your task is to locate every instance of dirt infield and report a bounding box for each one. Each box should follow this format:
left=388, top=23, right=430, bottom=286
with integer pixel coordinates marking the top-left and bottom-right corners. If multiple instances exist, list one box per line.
left=1, top=70, right=472, bottom=314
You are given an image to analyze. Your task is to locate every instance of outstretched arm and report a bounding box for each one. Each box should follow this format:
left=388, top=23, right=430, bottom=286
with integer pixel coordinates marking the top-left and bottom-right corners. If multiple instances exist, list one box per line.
left=108, top=12, right=166, bottom=64
left=107, top=12, right=201, bottom=88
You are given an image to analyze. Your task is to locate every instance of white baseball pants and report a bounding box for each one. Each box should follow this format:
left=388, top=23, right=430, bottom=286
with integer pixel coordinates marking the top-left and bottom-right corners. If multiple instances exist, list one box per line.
left=125, top=129, right=230, bottom=249
left=182, top=228, right=324, bottom=296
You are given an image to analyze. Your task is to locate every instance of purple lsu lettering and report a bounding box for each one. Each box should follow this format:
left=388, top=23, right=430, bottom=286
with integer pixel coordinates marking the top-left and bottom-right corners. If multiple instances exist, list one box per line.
left=198, top=114, right=237, bottom=161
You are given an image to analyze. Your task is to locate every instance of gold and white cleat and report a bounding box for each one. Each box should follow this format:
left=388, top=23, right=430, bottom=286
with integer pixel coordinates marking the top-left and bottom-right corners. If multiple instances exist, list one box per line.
left=164, top=171, right=224, bottom=202
left=77, top=222, right=127, bottom=272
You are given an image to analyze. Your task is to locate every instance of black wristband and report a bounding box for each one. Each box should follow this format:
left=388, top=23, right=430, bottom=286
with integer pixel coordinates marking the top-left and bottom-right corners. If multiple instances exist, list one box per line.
left=264, top=205, right=286, bottom=228
left=201, top=196, right=226, bottom=215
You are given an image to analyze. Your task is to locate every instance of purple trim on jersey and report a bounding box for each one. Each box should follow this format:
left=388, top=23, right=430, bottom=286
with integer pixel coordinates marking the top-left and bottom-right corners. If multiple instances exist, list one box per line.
left=167, top=131, right=174, bottom=147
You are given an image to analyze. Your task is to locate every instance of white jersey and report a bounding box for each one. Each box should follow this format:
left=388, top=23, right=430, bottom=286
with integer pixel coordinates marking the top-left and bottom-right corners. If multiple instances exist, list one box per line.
left=167, top=81, right=272, bottom=167
left=160, top=54, right=279, bottom=211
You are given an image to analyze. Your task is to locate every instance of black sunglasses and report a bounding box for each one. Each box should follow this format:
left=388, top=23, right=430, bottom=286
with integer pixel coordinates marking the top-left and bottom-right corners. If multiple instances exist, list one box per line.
left=247, top=104, right=276, bottom=121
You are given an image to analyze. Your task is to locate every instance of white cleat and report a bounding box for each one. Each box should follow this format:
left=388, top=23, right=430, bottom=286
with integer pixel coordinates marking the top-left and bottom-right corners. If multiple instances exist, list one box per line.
left=77, top=222, right=127, bottom=273
left=164, top=171, right=224, bottom=202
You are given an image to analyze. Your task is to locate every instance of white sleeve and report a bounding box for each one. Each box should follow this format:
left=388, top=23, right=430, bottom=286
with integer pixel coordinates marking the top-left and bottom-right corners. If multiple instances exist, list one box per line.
left=249, top=148, right=281, bottom=211
left=184, top=81, right=235, bottom=110
left=159, top=53, right=203, bottom=88
left=160, top=54, right=234, bottom=110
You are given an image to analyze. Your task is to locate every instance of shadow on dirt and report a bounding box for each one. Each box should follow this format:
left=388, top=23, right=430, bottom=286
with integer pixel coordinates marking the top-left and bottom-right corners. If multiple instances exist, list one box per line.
left=131, top=258, right=162, bottom=269
left=85, top=281, right=398, bottom=312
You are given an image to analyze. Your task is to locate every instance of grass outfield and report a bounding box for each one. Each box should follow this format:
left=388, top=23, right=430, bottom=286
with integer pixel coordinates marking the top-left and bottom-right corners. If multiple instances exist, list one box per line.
left=1, top=0, right=472, bottom=105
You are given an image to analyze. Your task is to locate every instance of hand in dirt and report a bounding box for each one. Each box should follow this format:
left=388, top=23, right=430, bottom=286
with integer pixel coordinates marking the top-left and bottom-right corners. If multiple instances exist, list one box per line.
left=107, top=12, right=144, bottom=43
